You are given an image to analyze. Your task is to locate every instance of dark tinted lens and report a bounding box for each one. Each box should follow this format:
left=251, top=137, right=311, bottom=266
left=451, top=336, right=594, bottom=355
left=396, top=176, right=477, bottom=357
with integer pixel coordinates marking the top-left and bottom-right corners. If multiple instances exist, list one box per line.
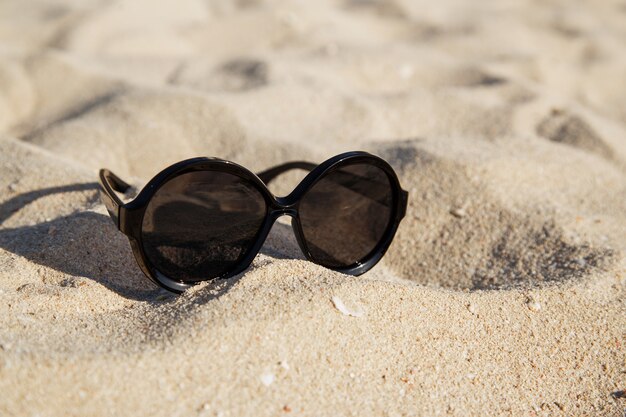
left=299, top=163, right=393, bottom=268
left=141, top=170, right=266, bottom=282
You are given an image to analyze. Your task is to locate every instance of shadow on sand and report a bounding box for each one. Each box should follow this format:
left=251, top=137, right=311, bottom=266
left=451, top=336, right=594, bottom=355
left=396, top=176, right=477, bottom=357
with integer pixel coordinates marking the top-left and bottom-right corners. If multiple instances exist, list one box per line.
left=0, top=183, right=301, bottom=301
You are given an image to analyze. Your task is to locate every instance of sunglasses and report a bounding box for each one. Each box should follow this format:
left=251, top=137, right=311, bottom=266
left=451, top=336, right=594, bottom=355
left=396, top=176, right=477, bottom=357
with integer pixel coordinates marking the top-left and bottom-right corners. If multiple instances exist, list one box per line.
left=99, top=151, right=408, bottom=293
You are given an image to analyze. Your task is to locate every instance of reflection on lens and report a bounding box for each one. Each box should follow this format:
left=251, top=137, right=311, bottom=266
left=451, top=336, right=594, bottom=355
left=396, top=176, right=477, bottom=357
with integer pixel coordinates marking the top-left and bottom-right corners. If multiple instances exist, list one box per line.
left=298, top=163, right=393, bottom=268
left=141, top=171, right=266, bottom=282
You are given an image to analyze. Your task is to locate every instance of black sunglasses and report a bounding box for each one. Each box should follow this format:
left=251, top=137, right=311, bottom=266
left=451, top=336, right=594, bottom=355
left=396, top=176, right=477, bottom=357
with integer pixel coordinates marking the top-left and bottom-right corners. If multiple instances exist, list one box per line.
left=99, top=151, right=408, bottom=293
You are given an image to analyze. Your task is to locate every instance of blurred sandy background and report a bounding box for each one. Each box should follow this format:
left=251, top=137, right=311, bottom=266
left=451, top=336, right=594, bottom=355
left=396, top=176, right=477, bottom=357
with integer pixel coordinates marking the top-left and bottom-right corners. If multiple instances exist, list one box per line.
left=0, top=0, right=625, bottom=416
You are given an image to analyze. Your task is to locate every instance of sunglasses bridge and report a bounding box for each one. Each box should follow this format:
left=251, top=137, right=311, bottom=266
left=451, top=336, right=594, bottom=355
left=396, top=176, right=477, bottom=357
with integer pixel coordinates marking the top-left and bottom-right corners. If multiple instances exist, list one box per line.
left=269, top=206, right=298, bottom=219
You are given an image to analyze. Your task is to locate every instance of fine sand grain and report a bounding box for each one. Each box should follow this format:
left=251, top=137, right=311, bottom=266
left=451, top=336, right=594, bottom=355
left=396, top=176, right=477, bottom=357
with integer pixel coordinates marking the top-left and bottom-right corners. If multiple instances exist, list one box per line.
left=0, top=1, right=625, bottom=416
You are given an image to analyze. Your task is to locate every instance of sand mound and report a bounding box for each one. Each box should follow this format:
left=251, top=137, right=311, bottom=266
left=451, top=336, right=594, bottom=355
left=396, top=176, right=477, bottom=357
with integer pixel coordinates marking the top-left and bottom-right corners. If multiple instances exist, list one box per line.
left=375, top=139, right=622, bottom=290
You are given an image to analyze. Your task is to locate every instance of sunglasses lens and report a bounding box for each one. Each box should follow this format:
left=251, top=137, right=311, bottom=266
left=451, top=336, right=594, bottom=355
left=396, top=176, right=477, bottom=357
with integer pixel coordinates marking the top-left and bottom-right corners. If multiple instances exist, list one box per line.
left=141, top=170, right=267, bottom=282
left=298, top=163, right=394, bottom=269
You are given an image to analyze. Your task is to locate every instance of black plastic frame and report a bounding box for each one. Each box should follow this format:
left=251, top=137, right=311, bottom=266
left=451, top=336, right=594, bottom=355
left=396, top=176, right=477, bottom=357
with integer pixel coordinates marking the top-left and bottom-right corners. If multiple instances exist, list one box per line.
left=99, top=151, right=408, bottom=293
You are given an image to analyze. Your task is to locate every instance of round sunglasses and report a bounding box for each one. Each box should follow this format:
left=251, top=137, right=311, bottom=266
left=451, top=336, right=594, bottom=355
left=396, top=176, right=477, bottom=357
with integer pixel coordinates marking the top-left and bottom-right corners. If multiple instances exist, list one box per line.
left=99, top=151, right=409, bottom=293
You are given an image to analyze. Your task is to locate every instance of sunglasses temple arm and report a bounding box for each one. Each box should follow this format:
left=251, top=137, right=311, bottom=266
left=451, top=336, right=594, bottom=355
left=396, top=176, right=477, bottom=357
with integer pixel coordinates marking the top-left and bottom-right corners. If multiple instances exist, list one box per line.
left=256, top=161, right=317, bottom=185
left=98, top=169, right=132, bottom=229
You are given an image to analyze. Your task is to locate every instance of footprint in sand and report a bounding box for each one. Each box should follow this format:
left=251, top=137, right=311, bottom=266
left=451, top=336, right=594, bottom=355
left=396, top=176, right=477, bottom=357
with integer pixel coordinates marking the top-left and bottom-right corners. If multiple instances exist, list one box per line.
left=536, top=109, right=615, bottom=161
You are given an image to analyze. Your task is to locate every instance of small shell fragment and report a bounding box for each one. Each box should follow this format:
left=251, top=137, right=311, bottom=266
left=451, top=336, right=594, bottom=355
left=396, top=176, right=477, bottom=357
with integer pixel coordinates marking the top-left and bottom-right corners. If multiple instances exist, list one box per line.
left=331, top=296, right=365, bottom=317
left=279, top=360, right=290, bottom=371
left=450, top=207, right=467, bottom=218
left=526, top=297, right=541, bottom=312
left=260, top=372, right=275, bottom=387
left=467, top=303, right=477, bottom=314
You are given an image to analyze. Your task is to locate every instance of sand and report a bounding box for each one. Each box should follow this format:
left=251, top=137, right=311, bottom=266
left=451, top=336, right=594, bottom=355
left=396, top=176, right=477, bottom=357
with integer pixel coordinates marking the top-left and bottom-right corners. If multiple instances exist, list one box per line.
left=0, top=0, right=625, bottom=416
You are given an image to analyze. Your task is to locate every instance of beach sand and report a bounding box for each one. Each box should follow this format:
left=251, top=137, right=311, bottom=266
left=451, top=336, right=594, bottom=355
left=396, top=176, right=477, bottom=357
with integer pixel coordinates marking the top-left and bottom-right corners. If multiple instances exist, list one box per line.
left=0, top=0, right=624, bottom=415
